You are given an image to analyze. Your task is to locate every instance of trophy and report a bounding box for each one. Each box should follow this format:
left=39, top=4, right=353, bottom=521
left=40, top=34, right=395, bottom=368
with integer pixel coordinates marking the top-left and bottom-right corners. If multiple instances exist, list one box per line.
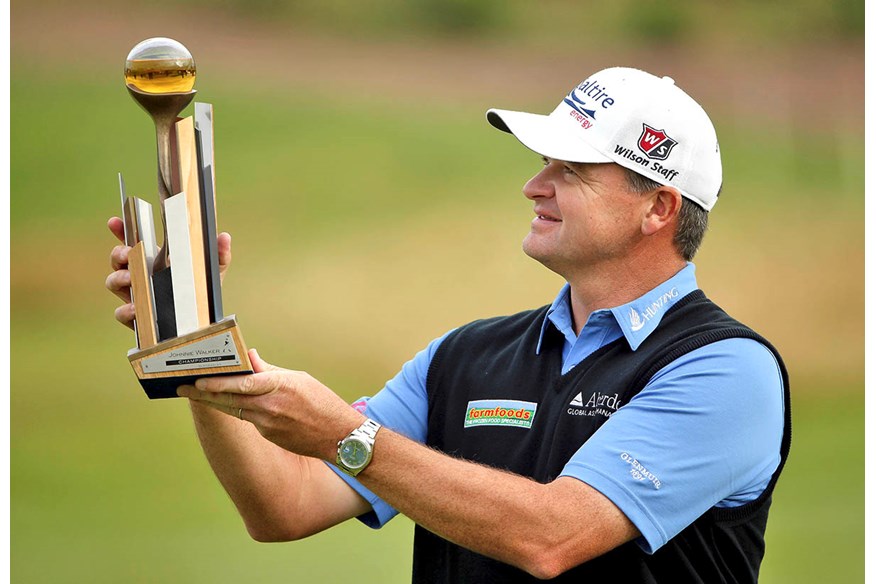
left=120, top=37, right=252, bottom=399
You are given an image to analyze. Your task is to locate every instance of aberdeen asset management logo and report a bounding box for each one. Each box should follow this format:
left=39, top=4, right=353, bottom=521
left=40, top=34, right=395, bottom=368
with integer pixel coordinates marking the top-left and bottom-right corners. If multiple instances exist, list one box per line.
left=637, top=124, right=678, bottom=161
left=567, top=391, right=623, bottom=418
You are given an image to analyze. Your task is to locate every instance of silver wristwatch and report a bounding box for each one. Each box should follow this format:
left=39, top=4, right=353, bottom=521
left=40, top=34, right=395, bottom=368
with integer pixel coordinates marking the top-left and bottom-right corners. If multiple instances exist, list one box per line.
left=336, top=419, right=382, bottom=476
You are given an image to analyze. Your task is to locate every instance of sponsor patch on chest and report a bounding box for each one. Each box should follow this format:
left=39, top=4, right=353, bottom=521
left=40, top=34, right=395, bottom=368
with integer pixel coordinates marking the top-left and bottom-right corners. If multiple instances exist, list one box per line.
left=567, top=391, right=623, bottom=418
left=464, top=399, right=538, bottom=429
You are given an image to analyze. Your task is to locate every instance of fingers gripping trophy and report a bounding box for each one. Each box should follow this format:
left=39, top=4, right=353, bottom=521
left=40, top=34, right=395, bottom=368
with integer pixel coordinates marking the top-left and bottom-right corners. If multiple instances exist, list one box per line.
left=119, top=37, right=252, bottom=399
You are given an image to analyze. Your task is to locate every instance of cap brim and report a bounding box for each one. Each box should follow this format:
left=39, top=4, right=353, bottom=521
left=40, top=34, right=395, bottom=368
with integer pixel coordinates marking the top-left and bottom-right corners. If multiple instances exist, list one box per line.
left=486, top=108, right=612, bottom=164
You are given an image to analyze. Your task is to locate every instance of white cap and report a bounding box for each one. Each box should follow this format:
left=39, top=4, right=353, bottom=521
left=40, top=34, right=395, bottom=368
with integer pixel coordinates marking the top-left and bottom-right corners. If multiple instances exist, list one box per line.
left=487, top=67, right=722, bottom=211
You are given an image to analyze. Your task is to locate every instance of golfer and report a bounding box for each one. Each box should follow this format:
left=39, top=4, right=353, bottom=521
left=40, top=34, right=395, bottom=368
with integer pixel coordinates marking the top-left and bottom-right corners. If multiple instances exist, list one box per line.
left=106, top=66, right=790, bottom=583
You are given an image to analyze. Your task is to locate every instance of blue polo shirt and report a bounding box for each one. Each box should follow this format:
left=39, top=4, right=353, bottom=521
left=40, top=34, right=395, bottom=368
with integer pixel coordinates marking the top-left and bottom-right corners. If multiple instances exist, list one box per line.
left=328, top=263, right=784, bottom=554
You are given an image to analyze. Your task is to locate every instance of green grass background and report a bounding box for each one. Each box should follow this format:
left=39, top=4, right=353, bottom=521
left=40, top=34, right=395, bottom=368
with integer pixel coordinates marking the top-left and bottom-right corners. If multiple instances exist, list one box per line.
left=11, top=2, right=863, bottom=582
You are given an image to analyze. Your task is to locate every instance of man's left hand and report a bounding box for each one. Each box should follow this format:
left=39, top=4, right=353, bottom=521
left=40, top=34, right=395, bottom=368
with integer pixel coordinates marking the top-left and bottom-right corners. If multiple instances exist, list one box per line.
left=177, top=349, right=366, bottom=461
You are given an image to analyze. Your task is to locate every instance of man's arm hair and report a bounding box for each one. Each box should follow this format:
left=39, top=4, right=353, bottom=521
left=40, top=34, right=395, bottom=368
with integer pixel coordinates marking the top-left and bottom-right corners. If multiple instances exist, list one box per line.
left=356, top=428, right=639, bottom=579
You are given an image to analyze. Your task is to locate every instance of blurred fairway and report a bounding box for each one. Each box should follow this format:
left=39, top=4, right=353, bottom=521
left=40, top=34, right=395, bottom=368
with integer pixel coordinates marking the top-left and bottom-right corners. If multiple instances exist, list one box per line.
left=11, top=5, right=863, bottom=581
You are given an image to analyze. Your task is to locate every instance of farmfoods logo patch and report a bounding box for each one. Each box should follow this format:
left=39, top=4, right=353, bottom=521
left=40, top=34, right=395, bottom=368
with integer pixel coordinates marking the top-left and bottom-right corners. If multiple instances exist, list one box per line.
left=464, top=399, right=537, bottom=429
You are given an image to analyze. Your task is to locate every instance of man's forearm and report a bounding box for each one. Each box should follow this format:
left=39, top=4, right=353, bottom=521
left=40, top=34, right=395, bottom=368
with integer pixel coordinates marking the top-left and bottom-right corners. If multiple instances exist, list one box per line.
left=188, top=401, right=306, bottom=539
left=188, top=401, right=367, bottom=541
left=356, top=428, right=638, bottom=579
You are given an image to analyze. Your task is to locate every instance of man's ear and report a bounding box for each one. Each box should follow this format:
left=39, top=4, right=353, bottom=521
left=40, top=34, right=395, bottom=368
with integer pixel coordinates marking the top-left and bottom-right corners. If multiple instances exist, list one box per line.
left=641, top=187, right=682, bottom=236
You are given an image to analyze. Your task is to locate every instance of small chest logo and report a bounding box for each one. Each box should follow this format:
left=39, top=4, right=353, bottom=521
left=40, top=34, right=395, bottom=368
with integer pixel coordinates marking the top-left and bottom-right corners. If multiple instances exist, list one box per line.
left=464, top=399, right=537, bottom=429
left=567, top=391, right=623, bottom=418
left=638, top=124, right=678, bottom=161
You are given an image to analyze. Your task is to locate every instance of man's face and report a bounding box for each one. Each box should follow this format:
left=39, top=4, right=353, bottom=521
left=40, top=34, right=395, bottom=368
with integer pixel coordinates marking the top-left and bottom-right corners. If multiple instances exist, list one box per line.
left=521, top=159, right=648, bottom=276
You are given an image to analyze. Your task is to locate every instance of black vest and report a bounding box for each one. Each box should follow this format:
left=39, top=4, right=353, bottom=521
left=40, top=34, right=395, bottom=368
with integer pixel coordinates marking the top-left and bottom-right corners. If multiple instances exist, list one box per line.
left=413, top=290, right=791, bottom=583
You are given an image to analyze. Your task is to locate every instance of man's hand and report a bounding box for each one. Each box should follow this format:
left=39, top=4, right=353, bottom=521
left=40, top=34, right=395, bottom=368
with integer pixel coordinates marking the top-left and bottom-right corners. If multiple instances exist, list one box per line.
left=177, top=350, right=365, bottom=462
left=105, top=216, right=232, bottom=329
left=106, top=217, right=135, bottom=329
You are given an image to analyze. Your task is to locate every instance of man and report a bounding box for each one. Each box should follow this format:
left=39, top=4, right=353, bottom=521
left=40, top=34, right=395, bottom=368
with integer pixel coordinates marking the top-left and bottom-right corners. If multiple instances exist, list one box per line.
left=106, top=67, right=790, bottom=582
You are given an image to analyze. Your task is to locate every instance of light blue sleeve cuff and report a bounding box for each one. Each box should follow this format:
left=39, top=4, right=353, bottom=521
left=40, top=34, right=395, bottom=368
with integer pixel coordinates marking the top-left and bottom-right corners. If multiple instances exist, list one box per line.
left=325, top=461, right=399, bottom=529
left=559, top=464, right=665, bottom=554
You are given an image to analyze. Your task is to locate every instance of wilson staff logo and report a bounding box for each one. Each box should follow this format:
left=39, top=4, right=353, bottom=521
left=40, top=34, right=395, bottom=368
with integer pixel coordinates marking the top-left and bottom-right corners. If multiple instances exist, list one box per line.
left=638, top=124, right=678, bottom=160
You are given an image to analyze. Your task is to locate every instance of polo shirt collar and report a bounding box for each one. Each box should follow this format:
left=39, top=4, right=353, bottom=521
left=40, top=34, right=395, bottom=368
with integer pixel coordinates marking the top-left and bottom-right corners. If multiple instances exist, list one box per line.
left=537, top=263, right=699, bottom=353
left=535, top=282, right=575, bottom=355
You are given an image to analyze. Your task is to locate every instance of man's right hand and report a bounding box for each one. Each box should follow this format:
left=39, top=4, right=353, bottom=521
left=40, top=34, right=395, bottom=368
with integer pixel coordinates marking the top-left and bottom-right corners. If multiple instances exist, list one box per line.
left=105, top=216, right=233, bottom=330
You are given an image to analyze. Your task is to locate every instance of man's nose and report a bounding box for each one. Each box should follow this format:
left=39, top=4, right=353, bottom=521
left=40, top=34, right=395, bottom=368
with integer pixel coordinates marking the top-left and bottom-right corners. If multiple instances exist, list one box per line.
left=523, top=167, right=554, bottom=200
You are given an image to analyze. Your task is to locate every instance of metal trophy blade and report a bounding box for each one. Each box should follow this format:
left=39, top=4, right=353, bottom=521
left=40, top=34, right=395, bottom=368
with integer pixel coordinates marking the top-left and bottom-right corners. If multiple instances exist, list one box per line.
left=120, top=37, right=252, bottom=399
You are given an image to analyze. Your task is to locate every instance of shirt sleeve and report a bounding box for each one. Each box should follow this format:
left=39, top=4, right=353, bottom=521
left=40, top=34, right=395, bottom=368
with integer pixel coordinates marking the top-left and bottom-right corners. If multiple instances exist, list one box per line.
left=559, top=337, right=785, bottom=553
left=325, top=330, right=455, bottom=528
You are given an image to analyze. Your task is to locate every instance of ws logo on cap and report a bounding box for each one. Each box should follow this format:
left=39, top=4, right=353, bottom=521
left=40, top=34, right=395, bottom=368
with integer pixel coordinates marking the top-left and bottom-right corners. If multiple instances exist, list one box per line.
left=638, top=124, right=678, bottom=161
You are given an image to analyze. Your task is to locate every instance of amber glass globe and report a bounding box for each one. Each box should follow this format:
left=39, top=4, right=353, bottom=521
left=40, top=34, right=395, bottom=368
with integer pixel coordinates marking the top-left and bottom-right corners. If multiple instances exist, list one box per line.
left=125, top=37, right=196, bottom=94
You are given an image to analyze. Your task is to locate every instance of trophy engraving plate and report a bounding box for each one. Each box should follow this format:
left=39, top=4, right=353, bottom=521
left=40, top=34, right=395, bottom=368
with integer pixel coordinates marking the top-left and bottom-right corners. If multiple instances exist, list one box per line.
left=141, top=331, right=241, bottom=373
left=128, top=315, right=252, bottom=399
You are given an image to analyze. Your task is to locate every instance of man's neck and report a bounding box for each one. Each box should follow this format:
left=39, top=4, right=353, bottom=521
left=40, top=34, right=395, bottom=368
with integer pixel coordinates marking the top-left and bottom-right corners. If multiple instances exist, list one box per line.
left=565, top=256, right=686, bottom=336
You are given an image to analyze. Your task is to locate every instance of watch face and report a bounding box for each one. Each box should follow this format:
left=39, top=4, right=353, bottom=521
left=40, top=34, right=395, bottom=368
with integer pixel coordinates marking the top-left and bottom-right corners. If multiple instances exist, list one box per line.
left=340, top=438, right=369, bottom=469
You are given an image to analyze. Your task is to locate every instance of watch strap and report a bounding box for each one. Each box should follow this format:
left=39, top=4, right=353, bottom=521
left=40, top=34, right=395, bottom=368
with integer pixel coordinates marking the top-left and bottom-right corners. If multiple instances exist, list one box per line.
left=356, top=418, right=381, bottom=441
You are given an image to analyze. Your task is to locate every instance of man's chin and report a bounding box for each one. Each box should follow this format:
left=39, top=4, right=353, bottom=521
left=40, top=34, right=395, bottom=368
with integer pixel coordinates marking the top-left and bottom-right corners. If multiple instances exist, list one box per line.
left=522, top=240, right=560, bottom=272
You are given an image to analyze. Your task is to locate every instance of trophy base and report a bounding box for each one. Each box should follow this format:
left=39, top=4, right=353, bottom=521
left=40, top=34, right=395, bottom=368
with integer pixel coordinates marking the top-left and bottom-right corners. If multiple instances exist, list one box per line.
left=128, top=315, right=252, bottom=399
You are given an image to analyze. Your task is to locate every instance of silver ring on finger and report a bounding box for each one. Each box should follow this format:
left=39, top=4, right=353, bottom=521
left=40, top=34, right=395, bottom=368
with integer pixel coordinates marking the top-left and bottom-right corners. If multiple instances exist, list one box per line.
left=237, top=407, right=244, bottom=420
